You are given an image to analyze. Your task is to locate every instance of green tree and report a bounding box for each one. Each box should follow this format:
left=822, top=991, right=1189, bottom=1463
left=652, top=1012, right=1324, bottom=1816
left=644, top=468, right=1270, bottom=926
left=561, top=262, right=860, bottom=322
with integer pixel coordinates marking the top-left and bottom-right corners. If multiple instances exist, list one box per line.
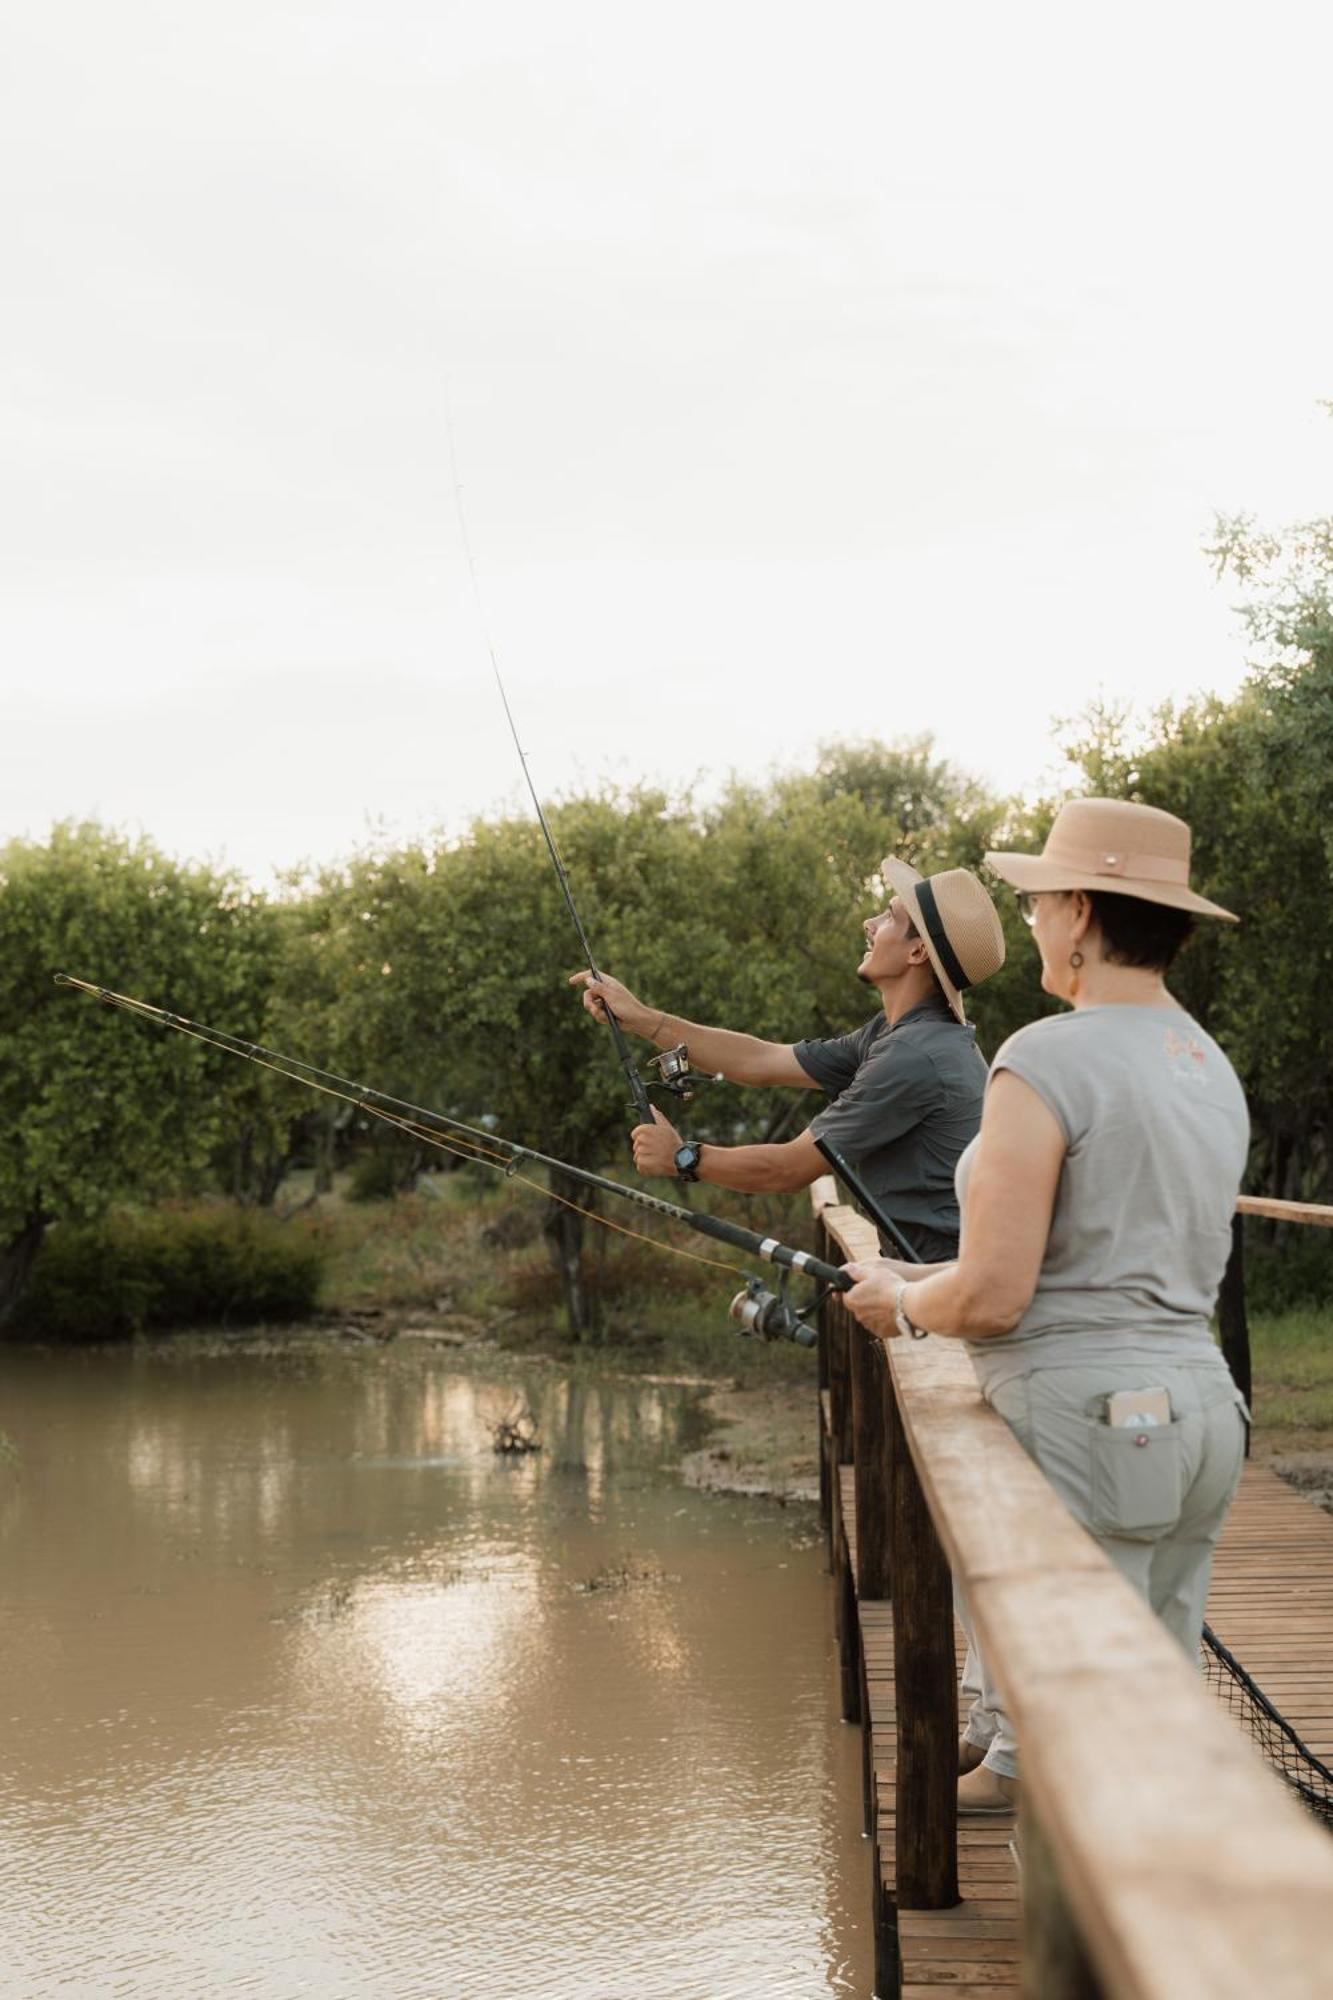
left=1208, top=504, right=1333, bottom=870
left=303, top=747, right=1012, bottom=1335
left=0, top=823, right=277, bottom=1326
left=1056, top=675, right=1331, bottom=1203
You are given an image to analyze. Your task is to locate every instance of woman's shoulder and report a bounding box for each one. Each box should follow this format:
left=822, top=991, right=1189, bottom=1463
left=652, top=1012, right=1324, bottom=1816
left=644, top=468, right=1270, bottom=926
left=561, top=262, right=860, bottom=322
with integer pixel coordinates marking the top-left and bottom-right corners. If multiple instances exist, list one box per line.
left=992, top=1010, right=1086, bottom=1068
left=993, top=1006, right=1240, bottom=1083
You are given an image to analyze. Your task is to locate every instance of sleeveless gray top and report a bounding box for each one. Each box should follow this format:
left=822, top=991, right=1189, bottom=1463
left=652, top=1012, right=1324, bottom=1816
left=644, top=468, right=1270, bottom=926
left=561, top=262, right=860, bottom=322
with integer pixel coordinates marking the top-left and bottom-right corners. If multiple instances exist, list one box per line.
left=956, top=1005, right=1249, bottom=1392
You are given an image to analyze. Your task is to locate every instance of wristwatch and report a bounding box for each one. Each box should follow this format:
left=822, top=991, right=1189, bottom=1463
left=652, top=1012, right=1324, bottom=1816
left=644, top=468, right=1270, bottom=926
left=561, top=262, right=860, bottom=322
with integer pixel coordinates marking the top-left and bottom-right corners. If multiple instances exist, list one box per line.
left=893, top=1277, right=927, bottom=1341
left=673, top=1141, right=703, bottom=1183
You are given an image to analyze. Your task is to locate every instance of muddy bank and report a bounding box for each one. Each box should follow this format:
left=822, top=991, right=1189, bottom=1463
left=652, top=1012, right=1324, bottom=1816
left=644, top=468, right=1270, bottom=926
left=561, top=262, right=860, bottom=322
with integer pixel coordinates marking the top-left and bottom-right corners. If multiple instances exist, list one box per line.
left=1263, top=1453, right=1333, bottom=1516
left=681, top=1380, right=821, bottom=1503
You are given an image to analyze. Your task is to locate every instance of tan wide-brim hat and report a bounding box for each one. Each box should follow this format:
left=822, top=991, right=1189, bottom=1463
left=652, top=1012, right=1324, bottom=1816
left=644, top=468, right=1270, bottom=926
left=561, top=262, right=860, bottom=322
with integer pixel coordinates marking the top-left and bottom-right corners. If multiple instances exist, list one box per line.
left=880, top=858, right=1006, bottom=1024
left=984, top=798, right=1237, bottom=922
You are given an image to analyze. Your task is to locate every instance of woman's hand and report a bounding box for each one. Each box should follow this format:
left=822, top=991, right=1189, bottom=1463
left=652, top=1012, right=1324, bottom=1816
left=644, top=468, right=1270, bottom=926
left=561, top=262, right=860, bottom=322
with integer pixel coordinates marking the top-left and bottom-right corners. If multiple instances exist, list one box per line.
left=852, top=1256, right=919, bottom=1284
left=631, top=1106, right=683, bottom=1177
left=842, top=1258, right=909, bottom=1338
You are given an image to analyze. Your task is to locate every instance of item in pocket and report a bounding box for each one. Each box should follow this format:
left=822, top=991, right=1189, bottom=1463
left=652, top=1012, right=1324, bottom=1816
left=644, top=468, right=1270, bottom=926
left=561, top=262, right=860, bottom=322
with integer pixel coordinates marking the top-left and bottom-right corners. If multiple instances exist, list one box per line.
left=1107, top=1387, right=1171, bottom=1429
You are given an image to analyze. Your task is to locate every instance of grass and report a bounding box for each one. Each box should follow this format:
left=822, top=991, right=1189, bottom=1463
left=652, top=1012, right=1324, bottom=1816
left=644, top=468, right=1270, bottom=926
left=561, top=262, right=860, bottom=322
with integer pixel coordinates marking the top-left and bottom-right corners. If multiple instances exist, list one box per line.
left=281, top=1171, right=1333, bottom=1417
left=282, top=1164, right=818, bottom=1384
left=1248, top=1307, right=1333, bottom=1451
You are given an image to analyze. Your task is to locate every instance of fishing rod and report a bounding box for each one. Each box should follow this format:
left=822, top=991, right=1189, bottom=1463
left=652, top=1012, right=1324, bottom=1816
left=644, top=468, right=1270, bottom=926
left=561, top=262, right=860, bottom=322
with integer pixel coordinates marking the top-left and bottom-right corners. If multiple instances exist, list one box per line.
left=56, top=975, right=849, bottom=1347
left=445, top=405, right=710, bottom=1125
left=726, top=1139, right=924, bottom=1345
left=814, top=1137, right=922, bottom=1265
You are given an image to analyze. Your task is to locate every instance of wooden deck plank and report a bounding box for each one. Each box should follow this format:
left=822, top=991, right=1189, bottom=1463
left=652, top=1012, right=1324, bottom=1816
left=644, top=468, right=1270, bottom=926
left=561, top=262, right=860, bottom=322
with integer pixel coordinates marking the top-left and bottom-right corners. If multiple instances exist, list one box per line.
left=1206, top=1463, right=1333, bottom=1802
left=841, top=1453, right=1333, bottom=1995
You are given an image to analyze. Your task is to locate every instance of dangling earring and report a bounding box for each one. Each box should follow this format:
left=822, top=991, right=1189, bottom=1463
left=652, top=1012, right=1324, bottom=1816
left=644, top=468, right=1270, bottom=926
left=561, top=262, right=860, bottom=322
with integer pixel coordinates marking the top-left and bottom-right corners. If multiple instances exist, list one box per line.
left=1068, top=949, right=1085, bottom=1002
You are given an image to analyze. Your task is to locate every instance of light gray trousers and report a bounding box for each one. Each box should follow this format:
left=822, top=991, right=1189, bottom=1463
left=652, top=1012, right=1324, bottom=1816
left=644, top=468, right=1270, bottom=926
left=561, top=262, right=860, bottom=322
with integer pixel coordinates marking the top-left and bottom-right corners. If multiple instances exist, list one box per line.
left=958, top=1358, right=1248, bottom=1781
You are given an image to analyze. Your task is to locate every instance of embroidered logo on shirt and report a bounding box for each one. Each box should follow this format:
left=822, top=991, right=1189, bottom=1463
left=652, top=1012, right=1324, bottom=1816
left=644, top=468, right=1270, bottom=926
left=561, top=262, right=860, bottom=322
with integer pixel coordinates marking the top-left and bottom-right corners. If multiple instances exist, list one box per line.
left=1163, top=1026, right=1209, bottom=1084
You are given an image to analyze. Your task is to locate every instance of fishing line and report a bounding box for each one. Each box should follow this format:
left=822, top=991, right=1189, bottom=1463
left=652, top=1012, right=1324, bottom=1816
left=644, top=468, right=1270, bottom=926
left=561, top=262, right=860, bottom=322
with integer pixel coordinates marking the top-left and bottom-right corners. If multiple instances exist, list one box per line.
left=54, top=977, right=794, bottom=1288
left=443, top=391, right=654, bottom=1123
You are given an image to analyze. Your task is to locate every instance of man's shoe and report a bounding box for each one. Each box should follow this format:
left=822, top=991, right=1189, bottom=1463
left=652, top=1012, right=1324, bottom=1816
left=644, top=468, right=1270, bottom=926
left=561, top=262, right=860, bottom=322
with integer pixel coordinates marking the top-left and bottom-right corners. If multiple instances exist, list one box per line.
left=957, top=1764, right=1019, bottom=1816
left=958, top=1736, right=988, bottom=1776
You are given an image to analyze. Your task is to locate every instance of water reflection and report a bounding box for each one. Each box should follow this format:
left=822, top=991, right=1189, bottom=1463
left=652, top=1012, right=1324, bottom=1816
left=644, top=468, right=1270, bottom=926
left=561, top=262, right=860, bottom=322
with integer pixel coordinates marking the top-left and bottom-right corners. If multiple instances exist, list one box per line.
left=0, top=1343, right=872, bottom=1998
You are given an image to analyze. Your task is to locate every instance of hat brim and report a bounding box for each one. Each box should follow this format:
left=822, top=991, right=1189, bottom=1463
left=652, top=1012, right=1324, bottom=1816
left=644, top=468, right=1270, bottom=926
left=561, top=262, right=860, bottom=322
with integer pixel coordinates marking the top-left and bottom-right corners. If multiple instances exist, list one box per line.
left=879, top=855, right=968, bottom=1022
left=984, top=851, right=1239, bottom=923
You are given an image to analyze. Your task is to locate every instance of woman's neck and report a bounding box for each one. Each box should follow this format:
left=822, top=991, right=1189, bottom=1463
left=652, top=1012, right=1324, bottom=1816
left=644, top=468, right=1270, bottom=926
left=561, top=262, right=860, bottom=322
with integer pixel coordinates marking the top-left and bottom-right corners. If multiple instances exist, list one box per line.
left=1071, top=960, right=1179, bottom=1011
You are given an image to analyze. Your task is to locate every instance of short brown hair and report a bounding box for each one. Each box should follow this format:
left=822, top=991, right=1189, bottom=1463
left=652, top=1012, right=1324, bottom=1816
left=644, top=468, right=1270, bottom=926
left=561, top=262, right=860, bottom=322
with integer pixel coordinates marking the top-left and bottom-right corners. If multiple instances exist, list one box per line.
left=1087, top=890, right=1195, bottom=971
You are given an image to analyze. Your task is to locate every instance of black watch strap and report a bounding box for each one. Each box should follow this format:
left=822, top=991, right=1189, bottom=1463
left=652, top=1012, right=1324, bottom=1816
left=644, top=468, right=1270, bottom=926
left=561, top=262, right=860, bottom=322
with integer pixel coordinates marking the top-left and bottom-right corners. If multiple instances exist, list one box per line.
left=673, top=1141, right=703, bottom=1183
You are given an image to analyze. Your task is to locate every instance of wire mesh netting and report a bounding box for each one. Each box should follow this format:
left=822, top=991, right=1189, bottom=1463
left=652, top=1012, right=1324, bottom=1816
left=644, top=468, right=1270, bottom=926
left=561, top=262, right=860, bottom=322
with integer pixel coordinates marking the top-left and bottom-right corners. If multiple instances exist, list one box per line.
left=1201, top=1623, right=1333, bottom=1831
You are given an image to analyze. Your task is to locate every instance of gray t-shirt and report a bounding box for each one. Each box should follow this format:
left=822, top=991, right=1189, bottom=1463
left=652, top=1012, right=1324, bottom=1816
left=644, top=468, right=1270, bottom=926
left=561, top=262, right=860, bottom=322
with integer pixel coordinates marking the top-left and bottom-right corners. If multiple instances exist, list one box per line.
left=795, top=997, right=989, bottom=1244
left=958, top=1005, right=1249, bottom=1389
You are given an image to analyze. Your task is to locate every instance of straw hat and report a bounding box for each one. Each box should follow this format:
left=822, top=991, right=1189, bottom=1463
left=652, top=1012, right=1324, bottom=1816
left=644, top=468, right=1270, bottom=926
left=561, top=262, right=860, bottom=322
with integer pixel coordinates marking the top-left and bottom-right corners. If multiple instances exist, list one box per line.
left=879, top=858, right=1006, bottom=1023
left=984, top=798, right=1237, bottom=922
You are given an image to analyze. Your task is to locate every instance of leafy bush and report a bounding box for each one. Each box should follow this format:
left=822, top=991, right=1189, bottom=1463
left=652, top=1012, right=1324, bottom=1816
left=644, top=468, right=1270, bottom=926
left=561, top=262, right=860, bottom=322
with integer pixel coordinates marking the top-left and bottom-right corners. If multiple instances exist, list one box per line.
left=345, top=1141, right=422, bottom=1203
left=1243, top=1227, right=1333, bottom=1314
left=13, top=1206, right=325, bottom=1341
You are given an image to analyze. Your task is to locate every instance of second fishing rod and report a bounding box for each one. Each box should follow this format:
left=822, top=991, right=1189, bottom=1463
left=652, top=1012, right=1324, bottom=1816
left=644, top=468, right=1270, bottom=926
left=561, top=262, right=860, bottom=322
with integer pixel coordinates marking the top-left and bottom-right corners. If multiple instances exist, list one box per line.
left=56, top=975, right=857, bottom=1348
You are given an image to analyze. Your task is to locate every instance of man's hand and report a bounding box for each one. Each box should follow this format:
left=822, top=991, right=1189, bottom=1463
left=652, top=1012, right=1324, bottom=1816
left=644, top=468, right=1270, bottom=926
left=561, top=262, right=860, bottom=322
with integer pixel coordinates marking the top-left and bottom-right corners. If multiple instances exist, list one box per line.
left=842, top=1258, right=908, bottom=1338
left=569, top=969, right=652, bottom=1037
left=631, top=1106, right=683, bottom=1177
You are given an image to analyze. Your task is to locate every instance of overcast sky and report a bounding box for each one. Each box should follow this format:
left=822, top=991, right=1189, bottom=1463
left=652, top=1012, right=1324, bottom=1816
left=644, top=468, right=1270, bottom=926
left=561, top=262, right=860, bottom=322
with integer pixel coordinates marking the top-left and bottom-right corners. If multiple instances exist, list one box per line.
left=4, top=2, right=1330, bottom=883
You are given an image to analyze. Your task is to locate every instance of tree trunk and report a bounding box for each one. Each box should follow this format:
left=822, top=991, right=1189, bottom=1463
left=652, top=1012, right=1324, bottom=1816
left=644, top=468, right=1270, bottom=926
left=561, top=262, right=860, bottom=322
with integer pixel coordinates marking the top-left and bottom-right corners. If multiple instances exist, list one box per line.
left=228, top=1123, right=289, bottom=1208
left=313, top=1108, right=338, bottom=1195
left=255, top=1149, right=288, bottom=1208
left=544, top=1169, right=601, bottom=1343
left=0, top=1213, right=51, bottom=1332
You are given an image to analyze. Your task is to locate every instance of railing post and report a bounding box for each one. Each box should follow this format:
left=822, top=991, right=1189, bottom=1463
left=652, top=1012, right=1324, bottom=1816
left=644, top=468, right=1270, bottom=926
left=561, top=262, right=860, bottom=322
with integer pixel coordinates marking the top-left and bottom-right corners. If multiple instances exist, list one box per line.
left=1218, top=1211, right=1252, bottom=1451
left=827, top=1276, right=855, bottom=1469
left=887, top=1344, right=959, bottom=1910
left=851, top=1327, right=892, bottom=1601
left=815, top=1214, right=833, bottom=1534
left=828, top=1285, right=862, bottom=1724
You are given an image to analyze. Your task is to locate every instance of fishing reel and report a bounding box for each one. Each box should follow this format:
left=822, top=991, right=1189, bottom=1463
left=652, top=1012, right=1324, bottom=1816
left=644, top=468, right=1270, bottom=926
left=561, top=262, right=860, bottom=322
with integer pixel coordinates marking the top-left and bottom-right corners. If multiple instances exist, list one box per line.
left=644, top=1042, right=724, bottom=1104
left=728, top=1273, right=819, bottom=1349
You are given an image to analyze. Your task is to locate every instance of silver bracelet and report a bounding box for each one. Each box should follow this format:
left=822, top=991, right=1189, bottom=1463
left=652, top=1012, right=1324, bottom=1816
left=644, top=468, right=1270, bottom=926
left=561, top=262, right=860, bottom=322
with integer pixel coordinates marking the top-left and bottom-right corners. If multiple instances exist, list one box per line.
left=893, top=1277, right=929, bottom=1340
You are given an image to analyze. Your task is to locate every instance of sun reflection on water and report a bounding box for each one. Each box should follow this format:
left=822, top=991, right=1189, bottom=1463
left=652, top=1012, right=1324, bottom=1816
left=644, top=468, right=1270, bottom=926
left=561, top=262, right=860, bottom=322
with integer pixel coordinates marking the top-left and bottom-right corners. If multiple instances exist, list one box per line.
left=0, top=1344, right=872, bottom=1997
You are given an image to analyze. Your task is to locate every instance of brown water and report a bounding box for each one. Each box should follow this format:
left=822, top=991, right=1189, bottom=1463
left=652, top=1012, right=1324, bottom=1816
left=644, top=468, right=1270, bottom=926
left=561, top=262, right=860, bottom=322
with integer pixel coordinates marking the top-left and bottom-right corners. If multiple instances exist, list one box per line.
left=0, top=1341, right=873, bottom=1999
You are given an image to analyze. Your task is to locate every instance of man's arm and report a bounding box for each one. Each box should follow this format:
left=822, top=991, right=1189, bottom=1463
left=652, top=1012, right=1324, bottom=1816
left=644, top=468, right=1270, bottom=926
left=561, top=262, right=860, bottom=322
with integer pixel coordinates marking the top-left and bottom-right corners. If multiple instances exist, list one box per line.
left=632, top=1111, right=827, bottom=1192
left=570, top=970, right=818, bottom=1089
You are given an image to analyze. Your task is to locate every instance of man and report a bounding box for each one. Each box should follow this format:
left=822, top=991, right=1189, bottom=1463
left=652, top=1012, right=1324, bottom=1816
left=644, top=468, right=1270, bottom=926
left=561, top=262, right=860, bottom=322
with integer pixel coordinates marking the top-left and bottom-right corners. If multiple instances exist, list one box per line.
left=572, top=859, right=1005, bottom=1258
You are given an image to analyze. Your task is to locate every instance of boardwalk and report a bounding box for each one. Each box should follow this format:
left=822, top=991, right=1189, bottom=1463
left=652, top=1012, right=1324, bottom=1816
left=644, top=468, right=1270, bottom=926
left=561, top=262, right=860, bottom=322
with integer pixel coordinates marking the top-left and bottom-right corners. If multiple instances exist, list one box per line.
left=839, top=1460, right=1333, bottom=1992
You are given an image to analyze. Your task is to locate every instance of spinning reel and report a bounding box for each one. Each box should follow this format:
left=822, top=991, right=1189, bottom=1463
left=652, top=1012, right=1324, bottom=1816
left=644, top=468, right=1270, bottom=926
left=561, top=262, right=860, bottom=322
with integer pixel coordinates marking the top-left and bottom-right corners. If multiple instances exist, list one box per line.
left=644, top=1042, right=724, bottom=1104
left=728, top=1272, right=820, bottom=1349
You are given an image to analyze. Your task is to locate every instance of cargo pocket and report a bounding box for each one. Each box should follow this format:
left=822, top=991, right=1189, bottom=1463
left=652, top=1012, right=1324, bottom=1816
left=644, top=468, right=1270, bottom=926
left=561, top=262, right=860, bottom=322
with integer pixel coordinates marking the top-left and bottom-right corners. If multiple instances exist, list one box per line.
left=1088, top=1420, right=1187, bottom=1541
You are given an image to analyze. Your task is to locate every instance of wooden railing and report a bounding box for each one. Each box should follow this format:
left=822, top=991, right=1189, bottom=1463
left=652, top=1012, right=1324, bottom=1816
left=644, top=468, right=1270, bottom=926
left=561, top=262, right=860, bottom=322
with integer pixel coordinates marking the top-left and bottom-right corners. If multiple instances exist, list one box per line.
left=812, top=1179, right=1333, bottom=1998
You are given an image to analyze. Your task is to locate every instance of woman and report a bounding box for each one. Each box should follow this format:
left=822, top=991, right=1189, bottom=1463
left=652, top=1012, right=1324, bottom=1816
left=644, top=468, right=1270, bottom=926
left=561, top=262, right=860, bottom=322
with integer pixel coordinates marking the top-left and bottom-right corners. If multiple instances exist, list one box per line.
left=843, top=797, right=1250, bottom=1815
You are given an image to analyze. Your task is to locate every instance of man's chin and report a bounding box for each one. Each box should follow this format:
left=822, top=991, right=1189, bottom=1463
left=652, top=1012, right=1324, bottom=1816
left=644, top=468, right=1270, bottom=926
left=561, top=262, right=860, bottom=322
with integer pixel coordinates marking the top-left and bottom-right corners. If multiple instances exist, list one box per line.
left=855, top=964, right=874, bottom=985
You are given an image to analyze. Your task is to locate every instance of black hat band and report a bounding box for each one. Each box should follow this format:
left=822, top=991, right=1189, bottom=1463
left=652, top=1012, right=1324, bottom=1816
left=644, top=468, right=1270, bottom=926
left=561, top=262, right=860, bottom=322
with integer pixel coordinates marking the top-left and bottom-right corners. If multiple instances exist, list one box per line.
left=914, top=879, right=972, bottom=992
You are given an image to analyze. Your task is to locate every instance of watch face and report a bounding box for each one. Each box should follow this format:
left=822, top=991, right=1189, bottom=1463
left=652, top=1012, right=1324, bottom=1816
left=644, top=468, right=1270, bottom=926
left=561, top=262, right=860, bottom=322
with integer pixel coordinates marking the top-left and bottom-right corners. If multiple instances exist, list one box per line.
left=674, top=1143, right=700, bottom=1175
